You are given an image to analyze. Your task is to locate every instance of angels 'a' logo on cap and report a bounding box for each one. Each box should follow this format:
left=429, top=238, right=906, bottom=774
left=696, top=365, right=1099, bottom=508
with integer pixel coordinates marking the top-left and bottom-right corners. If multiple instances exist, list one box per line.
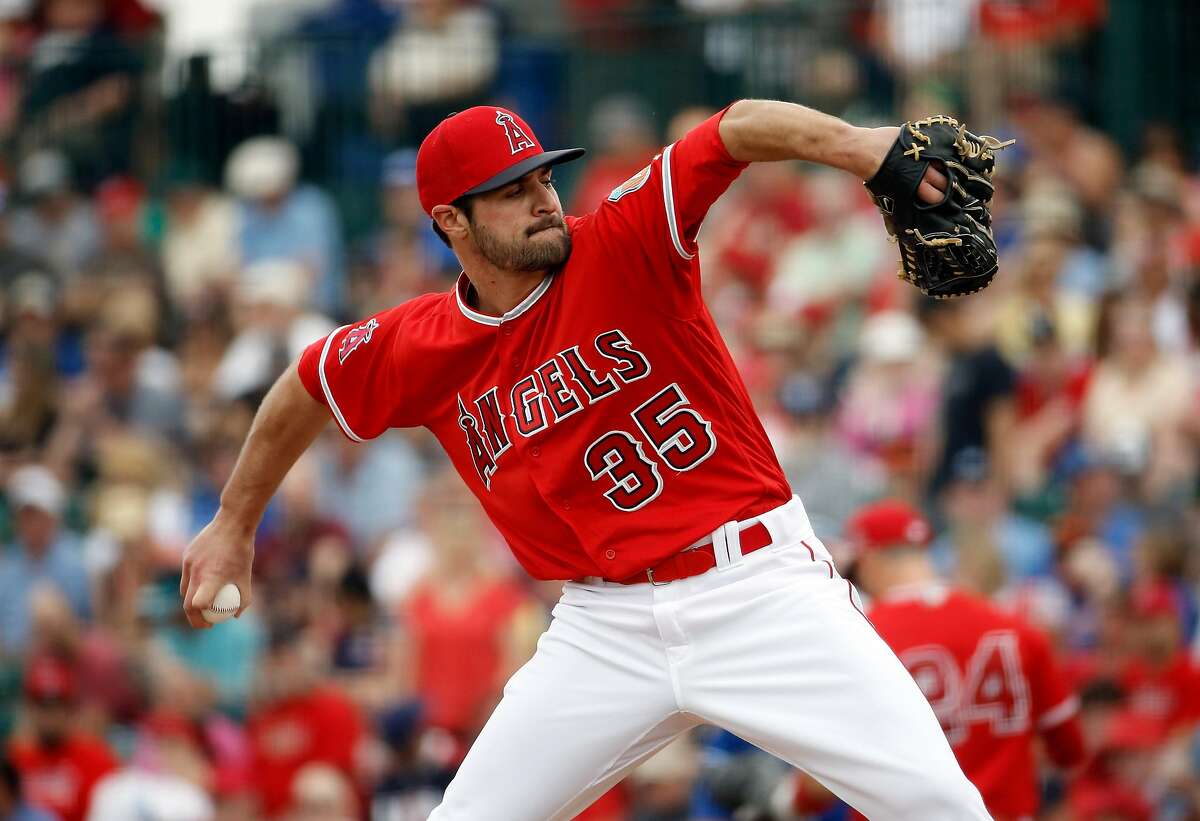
left=496, top=111, right=535, bottom=155
left=338, top=318, right=379, bottom=364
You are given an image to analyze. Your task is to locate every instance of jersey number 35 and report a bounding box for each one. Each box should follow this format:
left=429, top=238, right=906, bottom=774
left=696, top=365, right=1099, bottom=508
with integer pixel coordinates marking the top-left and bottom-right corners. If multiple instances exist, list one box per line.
left=584, top=383, right=717, bottom=512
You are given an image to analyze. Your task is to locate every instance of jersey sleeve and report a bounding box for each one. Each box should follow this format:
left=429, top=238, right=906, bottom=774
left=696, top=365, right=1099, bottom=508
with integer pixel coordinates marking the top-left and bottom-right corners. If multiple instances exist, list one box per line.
left=592, top=105, right=748, bottom=298
left=297, top=306, right=408, bottom=441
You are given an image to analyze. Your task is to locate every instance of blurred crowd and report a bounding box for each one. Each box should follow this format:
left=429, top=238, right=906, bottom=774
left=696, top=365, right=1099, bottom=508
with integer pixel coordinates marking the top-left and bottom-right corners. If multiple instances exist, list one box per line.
left=0, top=0, right=1192, bottom=820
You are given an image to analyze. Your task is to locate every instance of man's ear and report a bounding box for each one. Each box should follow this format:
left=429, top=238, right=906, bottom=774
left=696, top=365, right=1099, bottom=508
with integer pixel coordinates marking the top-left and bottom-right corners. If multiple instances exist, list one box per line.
left=432, top=204, right=468, bottom=240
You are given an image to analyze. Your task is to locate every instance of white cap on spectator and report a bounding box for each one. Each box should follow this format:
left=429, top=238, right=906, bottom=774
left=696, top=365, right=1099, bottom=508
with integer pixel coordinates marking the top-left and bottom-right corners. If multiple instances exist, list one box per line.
left=1022, top=182, right=1081, bottom=240
left=859, top=310, right=923, bottom=364
left=0, top=0, right=31, bottom=21
left=9, top=465, right=65, bottom=518
left=10, top=273, right=56, bottom=318
left=290, top=763, right=356, bottom=819
left=239, top=259, right=307, bottom=309
left=1131, top=163, right=1183, bottom=213
left=19, top=150, right=70, bottom=197
left=225, top=137, right=298, bottom=200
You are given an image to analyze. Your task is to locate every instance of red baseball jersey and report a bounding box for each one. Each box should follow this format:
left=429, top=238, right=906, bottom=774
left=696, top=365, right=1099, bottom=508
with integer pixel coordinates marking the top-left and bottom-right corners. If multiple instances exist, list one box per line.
left=249, top=686, right=366, bottom=817
left=1118, top=652, right=1200, bottom=732
left=298, top=110, right=791, bottom=580
left=868, top=584, right=1080, bottom=819
left=8, top=734, right=119, bottom=821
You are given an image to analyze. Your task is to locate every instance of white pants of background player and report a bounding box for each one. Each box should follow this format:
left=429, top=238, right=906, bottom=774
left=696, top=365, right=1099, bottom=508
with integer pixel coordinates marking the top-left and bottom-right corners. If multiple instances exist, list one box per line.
left=428, top=497, right=990, bottom=821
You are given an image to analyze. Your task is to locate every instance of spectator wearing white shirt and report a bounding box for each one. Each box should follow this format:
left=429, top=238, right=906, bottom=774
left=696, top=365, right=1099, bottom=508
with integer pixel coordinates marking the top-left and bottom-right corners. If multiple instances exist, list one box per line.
left=369, top=0, right=499, bottom=142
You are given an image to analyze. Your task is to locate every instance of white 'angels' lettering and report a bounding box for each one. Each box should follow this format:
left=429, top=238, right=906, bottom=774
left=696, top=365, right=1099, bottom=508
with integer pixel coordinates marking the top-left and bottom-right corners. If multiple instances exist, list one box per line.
left=456, top=329, right=658, bottom=490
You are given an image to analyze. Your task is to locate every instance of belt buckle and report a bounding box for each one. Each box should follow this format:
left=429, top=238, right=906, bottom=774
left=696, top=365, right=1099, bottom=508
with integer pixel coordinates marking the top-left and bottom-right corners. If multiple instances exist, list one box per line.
left=646, top=568, right=670, bottom=587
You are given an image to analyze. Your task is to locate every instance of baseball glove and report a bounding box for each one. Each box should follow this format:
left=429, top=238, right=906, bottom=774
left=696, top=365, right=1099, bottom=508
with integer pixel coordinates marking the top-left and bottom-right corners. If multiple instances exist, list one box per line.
left=865, top=115, right=1014, bottom=299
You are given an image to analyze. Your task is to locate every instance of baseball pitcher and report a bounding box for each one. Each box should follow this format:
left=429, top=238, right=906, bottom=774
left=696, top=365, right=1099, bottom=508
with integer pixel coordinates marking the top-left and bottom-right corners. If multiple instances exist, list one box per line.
left=181, top=100, right=1009, bottom=819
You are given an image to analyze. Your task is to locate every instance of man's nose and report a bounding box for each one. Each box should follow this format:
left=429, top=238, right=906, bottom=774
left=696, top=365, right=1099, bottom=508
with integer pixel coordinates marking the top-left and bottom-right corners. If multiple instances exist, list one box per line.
left=531, top=181, right=556, bottom=215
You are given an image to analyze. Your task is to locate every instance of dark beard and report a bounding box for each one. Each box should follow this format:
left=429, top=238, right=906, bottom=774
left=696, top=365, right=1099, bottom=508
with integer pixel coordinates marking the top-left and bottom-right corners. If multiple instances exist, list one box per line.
left=36, top=728, right=67, bottom=749
left=471, top=222, right=571, bottom=272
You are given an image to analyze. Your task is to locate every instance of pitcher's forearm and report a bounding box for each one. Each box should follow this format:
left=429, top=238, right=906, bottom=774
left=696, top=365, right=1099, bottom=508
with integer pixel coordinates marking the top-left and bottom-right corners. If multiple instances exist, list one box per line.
left=719, top=99, right=888, bottom=178
left=216, top=364, right=329, bottom=531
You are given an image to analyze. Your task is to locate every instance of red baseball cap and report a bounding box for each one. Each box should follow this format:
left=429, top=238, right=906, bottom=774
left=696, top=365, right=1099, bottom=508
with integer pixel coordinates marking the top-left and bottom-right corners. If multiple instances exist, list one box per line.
left=24, top=655, right=78, bottom=702
left=416, top=106, right=585, bottom=216
left=96, top=176, right=144, bottom=222
left=846, top=500, right=933, bottom=553
left=1129, top=581, right=1179, bottom=621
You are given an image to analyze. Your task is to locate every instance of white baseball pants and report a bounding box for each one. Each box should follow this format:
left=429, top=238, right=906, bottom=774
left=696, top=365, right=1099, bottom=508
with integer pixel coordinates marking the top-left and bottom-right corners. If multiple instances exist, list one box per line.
left=428, top=497, right=990, bottom=820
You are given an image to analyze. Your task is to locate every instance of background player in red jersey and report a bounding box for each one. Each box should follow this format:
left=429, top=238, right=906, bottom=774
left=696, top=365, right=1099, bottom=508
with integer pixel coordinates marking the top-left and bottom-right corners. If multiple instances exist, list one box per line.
left=179, top=100, right=994, bottom=819
left=848, top=499, right=1087, bottom=821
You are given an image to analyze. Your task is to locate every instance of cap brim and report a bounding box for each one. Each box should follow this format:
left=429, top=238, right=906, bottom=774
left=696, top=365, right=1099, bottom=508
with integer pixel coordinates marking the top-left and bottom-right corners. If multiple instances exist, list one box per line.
left=463, top=148, right=586, bottom=197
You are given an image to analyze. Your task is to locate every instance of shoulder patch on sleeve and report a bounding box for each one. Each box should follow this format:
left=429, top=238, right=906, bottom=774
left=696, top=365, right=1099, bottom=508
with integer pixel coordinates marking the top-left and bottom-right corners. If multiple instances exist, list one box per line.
left=337, top=318, right=380, bottom=365
left=607, top=164, right=652, bottom=203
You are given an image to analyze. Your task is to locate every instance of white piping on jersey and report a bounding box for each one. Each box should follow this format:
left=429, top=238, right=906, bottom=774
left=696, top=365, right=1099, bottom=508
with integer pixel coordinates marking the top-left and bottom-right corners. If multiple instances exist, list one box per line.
left=455, top=272, right=555, bottom=327
left=661, top=143, right=695, bottom=262
left=318, top=325, right=366, bottom=442
left=1036, top=694, right=1080, bottom=730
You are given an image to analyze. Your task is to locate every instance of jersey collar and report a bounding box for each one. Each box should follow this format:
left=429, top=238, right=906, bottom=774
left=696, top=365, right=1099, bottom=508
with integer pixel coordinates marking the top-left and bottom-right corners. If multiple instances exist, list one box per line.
left=454, top=272, right=554, bottom=327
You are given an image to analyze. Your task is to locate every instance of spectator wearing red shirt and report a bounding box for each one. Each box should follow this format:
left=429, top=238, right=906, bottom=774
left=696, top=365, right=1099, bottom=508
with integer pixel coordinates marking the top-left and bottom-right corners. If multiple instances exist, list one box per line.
left=402, top=471, right=543, bottom=755
left=247, top=623, right=366, bottom=818
left=567, top=95, right=658, bottom=215
left=1068, top=709, right=1162, bottom=821
left=7, top=655, right=118, bottom=821
left=1116, top=582, right=1200, bottom=734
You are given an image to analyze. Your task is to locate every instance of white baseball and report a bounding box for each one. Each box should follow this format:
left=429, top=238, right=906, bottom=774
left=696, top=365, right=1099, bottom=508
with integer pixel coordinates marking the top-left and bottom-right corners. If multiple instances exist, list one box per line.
left=202, top=583, right=241, bottom=625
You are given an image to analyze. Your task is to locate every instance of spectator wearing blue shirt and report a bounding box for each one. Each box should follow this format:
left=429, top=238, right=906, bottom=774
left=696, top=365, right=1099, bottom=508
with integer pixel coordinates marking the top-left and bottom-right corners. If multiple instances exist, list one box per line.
left=0, top=465, right=90, bottom=654
left=379, top=149, right=459, bottom=277
left=932, top=448, right=1055, bottom=585
left=315, top=431, right=425, bottom=555
left=226, top=137, right=346, bottom=317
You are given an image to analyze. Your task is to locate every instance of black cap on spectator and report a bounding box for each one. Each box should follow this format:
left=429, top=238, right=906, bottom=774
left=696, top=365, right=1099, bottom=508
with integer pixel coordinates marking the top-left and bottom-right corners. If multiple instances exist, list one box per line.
left=949, top=447, right=991, bottom=485
left=379, top=701, right=423, bottom=750
left=268, top=619, right=307, bottom=650
left=0, top=755, right=20, bottom=799
left=778, top=373, right=832, bottom=419
left=339, top=565, right=372, bottom=604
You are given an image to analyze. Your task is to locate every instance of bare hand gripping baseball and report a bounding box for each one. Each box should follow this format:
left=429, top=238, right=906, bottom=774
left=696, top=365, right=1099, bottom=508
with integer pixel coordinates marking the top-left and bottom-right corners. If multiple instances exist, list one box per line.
left=179, top=367, right=328, bottom=628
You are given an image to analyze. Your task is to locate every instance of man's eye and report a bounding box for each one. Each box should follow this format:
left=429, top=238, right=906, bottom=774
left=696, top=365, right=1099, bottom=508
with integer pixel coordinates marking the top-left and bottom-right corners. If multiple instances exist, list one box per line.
left=542, top=179, right=554, bottom=188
